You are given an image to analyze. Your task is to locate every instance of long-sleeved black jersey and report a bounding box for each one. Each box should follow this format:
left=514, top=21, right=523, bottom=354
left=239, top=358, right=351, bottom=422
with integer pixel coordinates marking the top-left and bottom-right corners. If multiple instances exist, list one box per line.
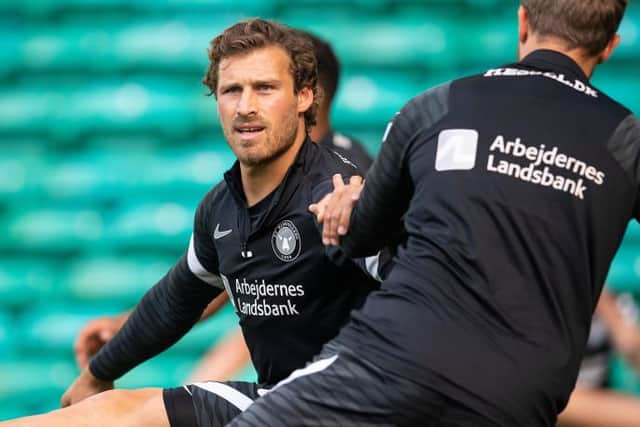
left=89, top=138, right=384, bottom=385
left=334, top=50, right=640, bottom=426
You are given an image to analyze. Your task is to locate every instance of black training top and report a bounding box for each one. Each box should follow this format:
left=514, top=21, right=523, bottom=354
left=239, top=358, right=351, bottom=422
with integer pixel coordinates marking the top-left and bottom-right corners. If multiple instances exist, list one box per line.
left=318, top=131, right=373, bottom=172
left=335, top=50, right=640, bottom=426
left=90, top=138, right=384, bottom=385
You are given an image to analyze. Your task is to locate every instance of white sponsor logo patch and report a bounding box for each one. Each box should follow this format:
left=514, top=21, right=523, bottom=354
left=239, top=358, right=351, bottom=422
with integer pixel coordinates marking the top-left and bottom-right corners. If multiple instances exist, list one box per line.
left=435, top=129, right=478, bottom=171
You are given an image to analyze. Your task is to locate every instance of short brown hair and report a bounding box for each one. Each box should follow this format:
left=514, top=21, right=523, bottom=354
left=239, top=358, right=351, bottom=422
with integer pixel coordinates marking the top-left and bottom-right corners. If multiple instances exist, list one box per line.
left=203, top=18, right=319, bottom=129
left=521, top=0, right=628, bottom=56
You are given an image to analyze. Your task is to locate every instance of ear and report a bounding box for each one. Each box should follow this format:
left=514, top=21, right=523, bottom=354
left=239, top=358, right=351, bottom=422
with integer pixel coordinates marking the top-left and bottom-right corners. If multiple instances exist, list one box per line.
left=296, top=86, right=314, bottom=114
left=518, top=5, right=530, bottom=45
left=597, top=34, right=621, bottom=64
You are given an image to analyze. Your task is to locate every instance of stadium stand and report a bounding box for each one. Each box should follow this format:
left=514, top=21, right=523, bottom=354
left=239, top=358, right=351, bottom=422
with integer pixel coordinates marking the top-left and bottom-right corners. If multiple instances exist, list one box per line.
left=0, top=0, right=639, bottom=418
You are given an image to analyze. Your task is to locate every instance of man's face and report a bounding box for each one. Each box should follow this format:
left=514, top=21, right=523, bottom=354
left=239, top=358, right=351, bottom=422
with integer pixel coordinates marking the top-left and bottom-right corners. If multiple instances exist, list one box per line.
left=216, top=45, right=308, bottom=167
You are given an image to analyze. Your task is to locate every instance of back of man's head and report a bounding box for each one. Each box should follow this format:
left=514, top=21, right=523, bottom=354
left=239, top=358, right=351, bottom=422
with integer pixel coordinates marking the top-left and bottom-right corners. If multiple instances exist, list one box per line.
left=304, top=32, right=340, bottom=104
left=521, top=0, right=628, bottom=57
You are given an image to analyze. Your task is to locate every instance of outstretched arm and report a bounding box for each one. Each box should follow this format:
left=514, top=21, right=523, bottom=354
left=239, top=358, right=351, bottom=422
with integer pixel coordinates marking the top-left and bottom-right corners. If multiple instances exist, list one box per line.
left=74, top=292, right=230, bottom=371
left=311, top=83, right=451, bottom=257
left=62, top=253, right=223, bottom=406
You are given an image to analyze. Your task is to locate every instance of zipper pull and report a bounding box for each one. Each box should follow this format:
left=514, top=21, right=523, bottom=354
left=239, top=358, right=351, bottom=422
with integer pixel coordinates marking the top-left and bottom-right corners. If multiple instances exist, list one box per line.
left=241, top=242, right=253, bottom=259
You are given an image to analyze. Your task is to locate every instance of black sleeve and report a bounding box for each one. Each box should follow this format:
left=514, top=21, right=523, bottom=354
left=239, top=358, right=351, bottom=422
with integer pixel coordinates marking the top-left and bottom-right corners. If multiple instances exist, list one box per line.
left=89, top=255, right=221, bottom=380
left=89, top=192, right=224, bottom=381
left=606, top=114, right=640, bottom=220
left=341, top=82, right=451, bottom=258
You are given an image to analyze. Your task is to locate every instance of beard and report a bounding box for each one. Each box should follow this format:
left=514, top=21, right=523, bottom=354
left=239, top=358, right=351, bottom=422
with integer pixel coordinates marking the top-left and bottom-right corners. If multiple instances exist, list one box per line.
left=227, top=106, right=301, bottom=168
left=241, top=122, right=298, bottom=167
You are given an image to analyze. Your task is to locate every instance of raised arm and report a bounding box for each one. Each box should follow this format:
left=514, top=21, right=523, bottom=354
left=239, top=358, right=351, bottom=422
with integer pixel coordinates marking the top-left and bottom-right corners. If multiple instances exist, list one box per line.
left=312, top=83, right=451, bottom=257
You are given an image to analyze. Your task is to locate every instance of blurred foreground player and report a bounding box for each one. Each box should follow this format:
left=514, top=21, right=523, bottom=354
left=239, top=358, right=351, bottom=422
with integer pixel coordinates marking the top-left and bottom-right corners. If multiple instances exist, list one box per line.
left=228, top=1, right=639, bottom=426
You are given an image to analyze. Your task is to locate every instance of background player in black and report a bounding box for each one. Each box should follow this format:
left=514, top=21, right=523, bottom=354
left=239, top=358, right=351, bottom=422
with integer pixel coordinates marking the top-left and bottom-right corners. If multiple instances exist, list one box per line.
left=0, top=19, right=385, bottom=427
left=307, top=31, right=373, bottom=172
left=71, top=31, right=374, bottom=383
left=228, top=1, right=640, bottom=426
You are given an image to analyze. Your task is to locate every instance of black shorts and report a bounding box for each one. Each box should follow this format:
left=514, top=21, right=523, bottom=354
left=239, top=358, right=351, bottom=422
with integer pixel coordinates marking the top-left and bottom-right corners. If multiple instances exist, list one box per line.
left=226, top=341, right=502, bottom=427
left=163, top=380, right=269, bottom=427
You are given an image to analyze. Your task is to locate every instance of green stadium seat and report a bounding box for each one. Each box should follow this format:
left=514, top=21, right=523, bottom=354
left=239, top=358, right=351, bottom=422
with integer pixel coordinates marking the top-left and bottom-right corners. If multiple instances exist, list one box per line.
left=106, top=198, right=197, bottom=250
left=0, top=357, right=77, bottom=417
left=0, top=258, right=60, bottom=309
left=282, top=15, right=461, bottom=69
left=592, top=71, right=640, bottom=115
left=614, top=6, right=640, bottom=60
left=18, top=19, right=218, bottom=73
left=0, top=79, right=216, bottom=141
left=37, top=150, right=132, bottom=202
left=0, top=311, right=16, bottom=360
left=0, top=30, right=22, bottom=78
left=0, top=87, right=57, bottom=135
left=609, top=355, right=640, bottom=395
left=3, top=206, right=106, bottom=252
left=459, top=15, right=517, bottom=68
left=0, top=0, right=273, bottom=17
left=0, top=147, right=47, bottom=203
left=48, top=79, right=216, bottom=140
left=136, top=145, right=235, bottom=194
left=34, top=144, right=230, bottom=204
left=62, top=255, right=176, bottom=305
left=15, top=304, right=126, bottom=355
left=332, top=71, right=446, bottom=127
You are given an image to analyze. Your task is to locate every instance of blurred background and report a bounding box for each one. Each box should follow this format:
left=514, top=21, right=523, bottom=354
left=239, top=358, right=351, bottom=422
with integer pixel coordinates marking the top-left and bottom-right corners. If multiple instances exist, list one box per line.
left=0, top=0, right=639, bottom=419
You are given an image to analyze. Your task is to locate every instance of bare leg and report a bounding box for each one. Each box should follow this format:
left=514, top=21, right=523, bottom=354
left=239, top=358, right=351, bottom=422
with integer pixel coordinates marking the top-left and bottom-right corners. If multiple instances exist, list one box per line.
left=0, top=388, right=169, bottom=427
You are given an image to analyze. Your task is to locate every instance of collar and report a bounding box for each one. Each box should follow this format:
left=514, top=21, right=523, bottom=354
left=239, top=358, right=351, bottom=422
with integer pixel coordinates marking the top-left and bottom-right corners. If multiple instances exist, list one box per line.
left=223, top=135, right=315, bottom=219
left=519, top=49, right=590, bottom=82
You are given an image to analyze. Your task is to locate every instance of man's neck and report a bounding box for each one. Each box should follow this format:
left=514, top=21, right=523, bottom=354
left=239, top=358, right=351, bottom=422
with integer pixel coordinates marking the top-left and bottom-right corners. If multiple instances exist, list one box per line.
left=520, top=38, right=598, bottom=78
left=240, top=130, right=306, bottom=207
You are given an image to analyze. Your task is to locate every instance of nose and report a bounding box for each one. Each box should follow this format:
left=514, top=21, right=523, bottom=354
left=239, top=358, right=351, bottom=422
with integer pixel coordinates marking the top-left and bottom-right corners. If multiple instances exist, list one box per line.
left=237, top=89, right=257, bottom=117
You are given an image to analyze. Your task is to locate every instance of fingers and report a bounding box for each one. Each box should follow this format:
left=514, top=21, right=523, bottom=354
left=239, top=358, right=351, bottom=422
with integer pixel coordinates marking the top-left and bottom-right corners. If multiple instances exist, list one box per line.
left=323, top=174, right=363, bottom=245
left=309, top=174, right=363, bottom=246
left=332, top=173, right=346, bottom=190
left=323, top=175, right=346, bottom=245
left=99, top=329, right=115, bottom=342
left=308, top=193, right=332, bottom=223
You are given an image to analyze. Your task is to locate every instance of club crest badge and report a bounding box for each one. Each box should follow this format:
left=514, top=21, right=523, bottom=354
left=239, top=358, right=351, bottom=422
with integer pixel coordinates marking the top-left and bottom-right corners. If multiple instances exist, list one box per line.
left=271, top=220, right=301, bottom=262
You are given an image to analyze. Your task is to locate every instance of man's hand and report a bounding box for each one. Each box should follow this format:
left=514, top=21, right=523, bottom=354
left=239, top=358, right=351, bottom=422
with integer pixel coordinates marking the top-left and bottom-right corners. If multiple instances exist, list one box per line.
left=309, top=174, right=363, bottom=246
left=60, top=368, right=114, bottom=407
left=74, top=314, right=128, bottom=369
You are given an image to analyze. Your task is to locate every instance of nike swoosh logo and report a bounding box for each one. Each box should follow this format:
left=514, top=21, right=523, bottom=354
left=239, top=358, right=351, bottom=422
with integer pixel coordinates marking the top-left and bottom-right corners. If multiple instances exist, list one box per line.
left=214, top=224, right=232, bottom=240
